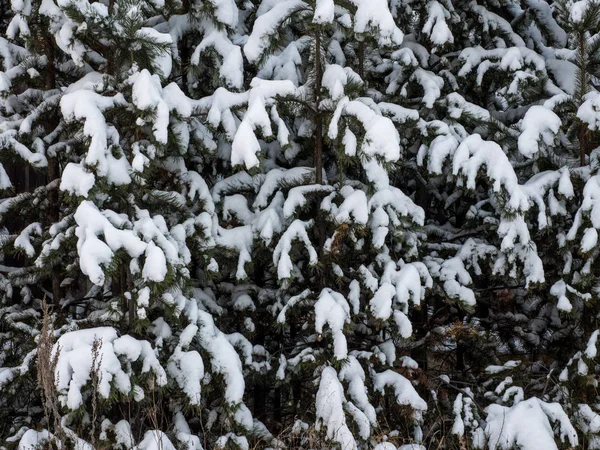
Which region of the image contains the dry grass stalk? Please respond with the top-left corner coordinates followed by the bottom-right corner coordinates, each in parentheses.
top-left (37, 297), bottom-right (65, 447)
top-left (90, 336), bottom-right (104, 446)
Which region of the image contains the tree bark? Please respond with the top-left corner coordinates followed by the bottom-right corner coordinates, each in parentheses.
top-left (314, 30), bottom-right (323, 185)
top-left (578, 31), bottom-right (590, 166)
top-left (45, 34), bottom-right (63, 307)
top-left (358, 41), bottom-right (365, 80)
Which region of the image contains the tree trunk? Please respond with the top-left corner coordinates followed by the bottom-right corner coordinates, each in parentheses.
top-left (578, 31), bottom-right (590, 166)
top-left (45, 34), bottom-right (63, 307)
top-left (314, 30), bottom-right (323, 185)
top-left (358, 41), bottom-right (365, 80)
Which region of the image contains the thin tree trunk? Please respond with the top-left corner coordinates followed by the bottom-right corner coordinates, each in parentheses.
top-left (578, 31), bottom-right (589, 166)
top-left (179, 0), bottom-right (191, 95)
top-left (45, 34), bottom-right (63, 307)
top-left (314, 30), bottom-right (323, 185)
top-left (358, 41), bottom-right (365, 80)
top-left (107, 0), bottom-right (115, 75)
top-left (313, 29), bottom-right (327, 269)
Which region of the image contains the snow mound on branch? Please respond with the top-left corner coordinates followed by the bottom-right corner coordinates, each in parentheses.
top-left (373, 370), bottom-right (427, 411)
top-left (134, 430), bottom-right (177, 450)
top-left (485, 398), bottom-right (577, 450)
top-left (192, 26), bottom-right (243, 89)
top-left (316, 367), bottom-right (357, 450)
top-left (231, 78), bottom-right (296, 168)
top-left (518, 106), bottom-right (561, 158)
top-left (313, 0), bottom-right (334, 23)
top-left (315, 289), bottom-right (352, 359)
top-left (350, 0), bottom-right (403, 47)
top-left (579, 91), bottom-right (600, 131)
top-left (54, 327), bottom-right (167, 410)
top-left (74, 201), bottom-right (146, 285)
top-left (60, 88), bottom-right (128, 196)
top-left (244, 1), bottom-right (307, 64)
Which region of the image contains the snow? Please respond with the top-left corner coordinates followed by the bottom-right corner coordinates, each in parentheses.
top-left (446, 93), bottom-right (490, 121)
top-left (14, 222), bottom-right (41, 257)
top-left (379, 102), bottom-right (420, 123)
top-left (568, 175), bottom-right (600, 239)
top-left (0, 163), bottom-right (11, 189)
top-left (194, 309), bottom-right (246, 405)
top-left (0, 72), bottom-right (11, 94)
top-left (0, 131), bottom-right (48, 167)
top-left (244, 1), bottom-right (307, 64)
top-left (484, 398), bottom-right (578, 450)
top-left (373, 370), bottom-right (427, 410)
top-left (350, 0), bottom-right (403, 47)
top-left (192, 27), bottom-right (243, 89)
top-left (426, 256), bottom-right (475, 307)
top-left (369, 186), bottom-right (425, 228)
top-left (459, 46), bottom-right (546, 79)
top-left (348, 280), bottom-right (360, 314)
top-left (253, 192), bottom-right (285, 245)
top-left (452, 394), bottom-right (465, 436)
top-left (323, 64), bottom-right (350, 101)
top-left (284, 184), bottom-right (335, 218)
top-left (518, 106), bottom-right (561, 158)
top-left (394, 310), bottom-right (413, 338)
top-left (18, 430), bottom-right (50, 450)
top-left (54, 328), bottom-right (167, 410)
top-left (5, 0), bottom-right (598, 448)
top-left (578, 91), bottom-right (600, 131)
top-left (233, 293), bottom-right (256, 311)
top-left (485, 360), bottom-right (521, 374)
top-left (231, 79), bottom-right (297, 168)
top-left (581, 227), bottom-right (598, 252)
top-left (134, 28), bottom-right (173, 79)
top-left (258, 40), bottom-right (304, 85)
top-left (74, 201), bottom-right (146, 285)
top-left (313, 0), bottom-right (334, 24)
top-left (174, 412), bottom-right (203, 450)
top-left (423, 1), bottom-right (453, 46)
top-left (585, 330), bottom-right (599, 359)
top-left (452, 134), bottom-right (529, 213)
top-left (142, 241), bottom-right (168, 282)
top-left (315, 289), bottom-right (351, 359)
top-left (134, 431), bottom-right (177, 450)
top-left (129, 69), bottom-right (170, 144)
top-left (329, 99), bottom-right (401, 163)
top-left (206, 0), bottom-right (239, 28)
top-left (167, 325), bottom-right (204, 404)
top-left (411, 69), bottom-right (444, 108)
top-left (60, 88), bottom-right (128, 195)
top-left (277, 289), bottom-right (311, 323)
top-left (570, 0), bottom-right (590, 22)
top-left (273, 219), bottom-right (318, 279)
top-left (370, 283), bottom-right (396, 320)
top-left (216, 433), bottom-right (248, 450)
top-left (60, 163), bottom-right (96, 197)
top-left (316, 367), bottom-right (357, 450)
top-left (546, 58), bottom-right (577, 95)
top-left (336, 189), bottom-right (369, 225)
top-left (576, 404), bottom-right (600, 437)
top-left (338, 356), bottom-right (377, 426)
top-left (215, 225), bottom-right (253, 280)
top-left (253, 167), bottom-right (313, 209)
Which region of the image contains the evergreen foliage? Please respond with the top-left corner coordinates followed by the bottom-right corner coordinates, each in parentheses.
top-left (1, 0), bottom-right (600, 449)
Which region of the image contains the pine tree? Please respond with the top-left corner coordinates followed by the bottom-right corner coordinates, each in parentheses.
top-left (202, 2), bottom-right (435, 449)
top-left (0, 0), bottom-right (221, 448)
